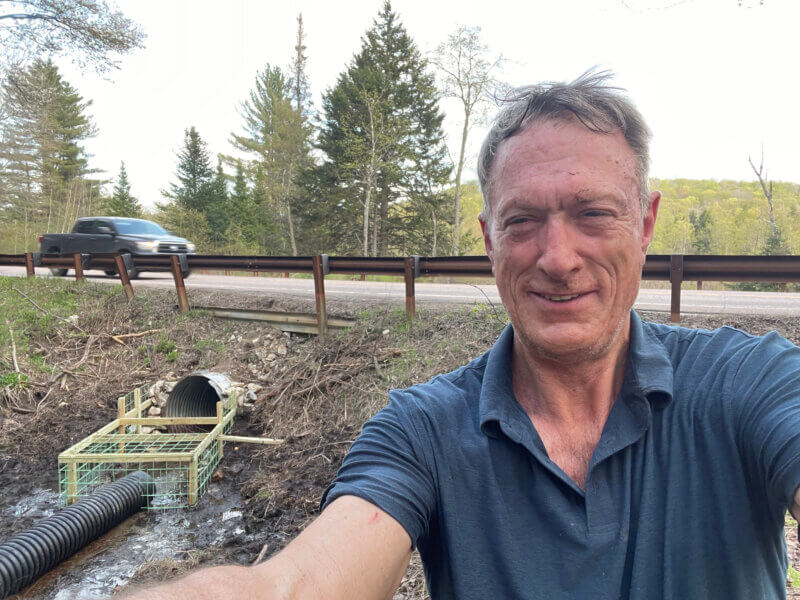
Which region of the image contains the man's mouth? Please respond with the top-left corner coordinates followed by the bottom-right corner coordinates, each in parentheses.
top-left (532, 291), bottom-right (588, 303)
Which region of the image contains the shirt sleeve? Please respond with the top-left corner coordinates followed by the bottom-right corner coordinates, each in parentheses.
top-left (320, 393), bottom-right (437, 548)
top-left (732, 331), bottom-right (800, 513)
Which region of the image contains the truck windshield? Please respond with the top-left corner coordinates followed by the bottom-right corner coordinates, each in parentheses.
top-left (113, 220), bottom-right (169, 235)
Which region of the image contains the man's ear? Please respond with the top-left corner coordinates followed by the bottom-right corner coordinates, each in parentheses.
top-left (479, 216), bottom-right (495, 273)
top-left (641, 190), bottom-right (661, 257)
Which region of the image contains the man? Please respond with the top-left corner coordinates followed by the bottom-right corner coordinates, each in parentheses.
top-left (126, 71), bottom-right (800, 599)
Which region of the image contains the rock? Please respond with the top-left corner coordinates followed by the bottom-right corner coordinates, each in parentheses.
top-left (148, 406), bottom-right (161, 416)
top-left (157, 392), bottom-right (169, 406)
top-left (222, 510), bottom-right (242, 522)
top-left (140, 426), bottom-right (154, 434)
top-left (163, 381), bottom-right (176, 392)
top-left (58, 401), bottom-right (68, 407)
top-left (266, 353), bottom-right (276, 362)
top-left (275, 345), bottom-right (287, 356)
top-left (149, 384), bottom-right (158, 397)
top-left (66, 315), bottom-right (79, 324)
top-left (211, 469), bottom-right (224, 482)
top-left (246, 383), bottom-right (263, 393)
top-left (251, 338), bottom-right (260, 345)
top-left (155, 380), bottom-right (165, 390)
top-left (382, 329), bottom-right (390, 335)
top-left (151, 430), bottom-right (162, 435)
top-left (245, 390), bottom-right (257, 402)
top-left (165, 371), bottom-right (176, 380)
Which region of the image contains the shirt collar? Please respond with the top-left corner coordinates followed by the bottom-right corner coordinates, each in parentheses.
top-left (478, 311), bottom-right (674, 438)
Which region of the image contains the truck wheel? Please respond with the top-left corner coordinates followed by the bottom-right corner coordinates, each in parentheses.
top-left (49, 268), bottom-right (68, 277)
top-left (104, 270), bottom-right (116, 277)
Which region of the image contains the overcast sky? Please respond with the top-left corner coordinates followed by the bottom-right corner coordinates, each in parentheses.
top-left (57, 0), bottom-right (799, 208)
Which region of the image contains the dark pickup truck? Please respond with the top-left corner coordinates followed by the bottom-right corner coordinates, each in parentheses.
top-left (39, 217), bottom-right (195, 279)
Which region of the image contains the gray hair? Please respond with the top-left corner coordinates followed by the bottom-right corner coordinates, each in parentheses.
top-left (477, 69), bottom-right (652, 223)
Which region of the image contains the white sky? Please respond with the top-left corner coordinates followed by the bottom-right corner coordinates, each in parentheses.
top-left (56, 0), bottom-right (800, 208)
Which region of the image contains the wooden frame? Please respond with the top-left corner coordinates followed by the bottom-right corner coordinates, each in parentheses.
top-left (58, 390), bottom-right (238, 506)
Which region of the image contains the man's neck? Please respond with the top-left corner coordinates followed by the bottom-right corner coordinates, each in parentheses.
top-left (511, 331), bottom-right (629, 427)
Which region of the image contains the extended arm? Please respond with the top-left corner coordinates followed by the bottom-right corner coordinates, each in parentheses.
top-left (793, 487), bottom-right (800, 521)
top-left (121, 495), bottom-right (412, 600)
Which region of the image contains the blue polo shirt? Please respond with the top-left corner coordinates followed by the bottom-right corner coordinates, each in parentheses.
top-left (321, 312), bottom-right (800, 599)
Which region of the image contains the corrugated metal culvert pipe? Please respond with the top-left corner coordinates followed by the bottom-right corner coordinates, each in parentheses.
top-left (0, 471), bottom-right (154, 599)
top-left (164, 371), bottom-right (232, 432)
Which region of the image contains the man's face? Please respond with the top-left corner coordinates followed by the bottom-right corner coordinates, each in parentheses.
top-left (480, 118), bottom-right (660, 363)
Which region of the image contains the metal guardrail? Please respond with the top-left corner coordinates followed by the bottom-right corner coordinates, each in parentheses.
top-left (1, 252), bottom-right (799, 324)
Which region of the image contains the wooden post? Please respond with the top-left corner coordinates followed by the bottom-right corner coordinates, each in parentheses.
top-left (696, 281), bottom-right (703, 291)
top-left (360, 273), bottom-right (366, 282)
top-left (134, 388), bottom-right (142, 434)
top-left (66, 460), bottom-right (78, 505)
top-left (188, 458), bottom-right (199, 506)
top-left (114, 254), bottom-right (135, 301)
top-left (73, 253), bottom-right (84, 281)
top-left (404, 256), bottom-right (416, 323)
top-left (216, 401), bottom-right (224, 459)
top-left (284, 272), bottom-right (290, 278)
top-left (670, 254), bottom-right (683, 323)
top-left (117, 397), bottom-right (126, 453)
top-left (170, 255), bottom-right (190, 313)
top-left (25, 252), bottom-right (35, 278)
top-left (312, 254), bottom-right (328, 336)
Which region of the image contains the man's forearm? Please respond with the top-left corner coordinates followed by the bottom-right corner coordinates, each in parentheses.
top-left (120, 563), bottom-right (287, 600)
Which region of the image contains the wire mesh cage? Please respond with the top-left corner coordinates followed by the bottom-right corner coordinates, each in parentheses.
top-left (58, 384), bottom-right (237, 509)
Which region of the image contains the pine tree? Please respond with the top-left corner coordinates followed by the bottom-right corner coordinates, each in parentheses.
top-left (315, 1), bottom-right (450, 256)
top-left (203, 159), bottom-right (230, 238)
top-left (106, 161), bottom-right (141, 217)
top-left (0, 59), bottom-right (97, 232)
top-left (166, 126), bottom-right (214, 212)
top-left (229, 63), bottom-right (311, 255)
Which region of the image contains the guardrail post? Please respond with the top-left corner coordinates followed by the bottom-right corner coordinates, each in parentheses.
top-left (170, 254), bottom-right (190, 313)
top-left (114, 254), bottom-right (135, 301)
top-left (696, 281), bottom-right (702, 291)
top-left (25, 252), bottom-right (35, 278)
top-left (312, 254), bottom-right (328, 336)
top-left (670, 254), bottom-right (683, 323)
top-left (72, 253), bottom-right (84, 281)
top-left (404, 256), bottom-right (418, 322)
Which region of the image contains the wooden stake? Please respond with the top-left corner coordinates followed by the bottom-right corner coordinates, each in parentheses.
top-left (170, 254), bottom-right (190, 313)
top-left (216, 400), bottom-right (224, 459)
top-left (404, 256), bottom-right (416, 323)
top-left (670, 254), bottom-right (683, 323)
top-left (312, 255), bottom-right (328, 336)
top-left (134, 388), bottom-right (142, 434)
top-left (73, 253), bottom-right (84, 281)
top-left (114, 254), bottom-right (135, 301)
top-left (25, 252), bottom-right (35, 278)
top-left (66, 459), bottom-right (78, 505)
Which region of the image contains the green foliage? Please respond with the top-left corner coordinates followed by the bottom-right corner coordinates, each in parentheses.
top-left (0, 59), bottom-right (102, 251)
top-left (155, 339), bottom-right (176, 354)
top-left (165, 127), bottom-right (215, 213)
top-left (789, 566), bottom-right (800, 589)
top-left (165, 349), bottom-right (178, 362)
top-left (0, 372), bottom-right (29, 387)
top-left (310, 1), bottom-right (451, 257)
top-left (105, 161), bottom-right (141, 217)
top-left (0, 0), bottom-right (145, 75)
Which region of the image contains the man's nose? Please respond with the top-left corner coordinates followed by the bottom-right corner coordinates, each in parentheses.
top-left (535, 217), bottom-right (583, 279)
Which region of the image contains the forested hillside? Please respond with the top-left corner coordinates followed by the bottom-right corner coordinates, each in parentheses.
top-left (1, 2), bottom-right (796, 259)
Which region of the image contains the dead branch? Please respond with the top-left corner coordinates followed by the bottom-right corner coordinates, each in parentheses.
top-left (109, 329), bottom-right (163, 345)
top-left (8, 324), bottom-right (20, 372)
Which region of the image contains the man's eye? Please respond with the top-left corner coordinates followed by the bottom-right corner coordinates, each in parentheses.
top-left (582, 210), bottom-right (611, 218)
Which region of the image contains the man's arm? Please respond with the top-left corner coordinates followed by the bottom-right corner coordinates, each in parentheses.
top-left (122, 495), bottom-right (412, 600)
top-left (793, 487), bottom-right (800, 521)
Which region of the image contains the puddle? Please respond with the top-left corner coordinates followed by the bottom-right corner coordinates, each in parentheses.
top-left (2, 479), bottom-right (260, 599)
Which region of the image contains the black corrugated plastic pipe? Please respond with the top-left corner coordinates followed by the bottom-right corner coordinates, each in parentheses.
top-left (0, 471), bottom-right (155, 599)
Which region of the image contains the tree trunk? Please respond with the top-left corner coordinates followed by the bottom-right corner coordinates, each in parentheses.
top-left (431, 207), bottom-right (438, 256)
top-left (286, 198), bottom-right (298, 256)
top-left (451, 113), bottom-right (470, 256)
top-left (363, 186), bottom-right (371, 256)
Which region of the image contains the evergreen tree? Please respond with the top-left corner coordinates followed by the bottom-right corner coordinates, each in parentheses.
top-left (106, 161), bottom-right (141, 217)
top-left (229, 63), bottom-right (312, 255)
top-left (315, 1), bottom-right (450, 256)
top-left (165, 126), bottom-right (214, 212)
top-left (203, 159), bottom-right (230, 238)
top-left (228, 160), bottom-right (257, 245)
top-left (0, 58), bottom-right (97, 232)
top-left (689, 208), bottom-right (712, 254)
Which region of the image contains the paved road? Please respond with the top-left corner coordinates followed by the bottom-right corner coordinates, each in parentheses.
top-left (2, 266), bottom-right (799, 316)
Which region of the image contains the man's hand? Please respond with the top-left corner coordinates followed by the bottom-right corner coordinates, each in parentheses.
top-left (121, 495), bottom-right (412, 599)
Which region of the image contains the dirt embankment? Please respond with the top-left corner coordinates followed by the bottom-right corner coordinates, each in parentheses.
top-left (0, 278), bottom-right (798, 599)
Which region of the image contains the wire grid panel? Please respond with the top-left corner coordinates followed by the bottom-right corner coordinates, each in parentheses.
top-left (123, 384), bottom-right (151, 413)
top-left (58, 433), bottom-right (217, 509)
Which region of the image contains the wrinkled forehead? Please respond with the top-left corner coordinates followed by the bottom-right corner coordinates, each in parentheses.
top-left (489, 116), bottom-right (639, 196)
